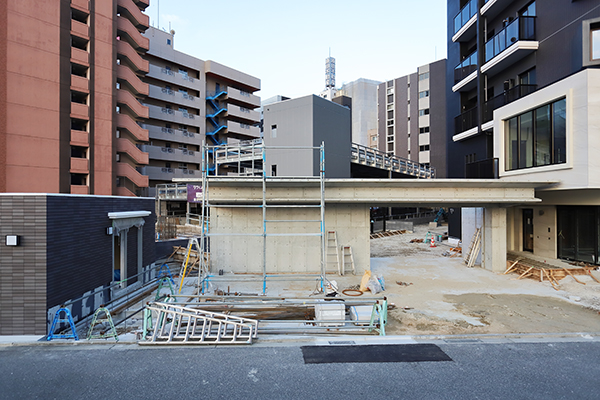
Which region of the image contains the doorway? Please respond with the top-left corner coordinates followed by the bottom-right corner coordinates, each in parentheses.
top-left (523, 208), bottom-right (533, 252)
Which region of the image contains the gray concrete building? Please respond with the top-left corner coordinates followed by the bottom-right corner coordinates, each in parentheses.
top-left (140, 27), bottom-right (261, 194)
top-left (334, 78), bottom-right (381, 147)
top-left (377, 60), bottom-right (447, 177)
top-left (263, 95), bottom-right (351, 178)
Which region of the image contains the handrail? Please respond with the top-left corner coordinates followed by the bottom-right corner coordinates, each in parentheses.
top-left (350, 143), bottom-right (435, 179)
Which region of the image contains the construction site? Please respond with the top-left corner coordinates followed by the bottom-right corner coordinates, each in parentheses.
top-left (1, 142), bottom-right (590, 345)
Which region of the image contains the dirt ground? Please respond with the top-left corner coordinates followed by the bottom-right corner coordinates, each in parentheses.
top-left (370, 224), bottom-right (600, 336)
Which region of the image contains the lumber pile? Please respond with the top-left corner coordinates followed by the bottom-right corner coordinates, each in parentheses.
top-left (171, 246), bottom-right (210, 274)
top-left (504, 256), bottom-right (599, 291)
top-left (370, 230), bottom-right (407, 239)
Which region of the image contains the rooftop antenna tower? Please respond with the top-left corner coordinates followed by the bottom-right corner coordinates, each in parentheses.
top-left (325, 48), bottom-right (335, 89)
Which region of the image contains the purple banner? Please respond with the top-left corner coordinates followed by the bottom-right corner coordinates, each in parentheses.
top-left (187, 184), bottom-right (203, 203)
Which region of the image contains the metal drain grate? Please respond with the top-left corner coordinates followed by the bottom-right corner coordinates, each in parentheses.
top-left (328, 341), bottom-right (356, 345)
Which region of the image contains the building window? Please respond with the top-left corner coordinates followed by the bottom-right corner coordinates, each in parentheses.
top-left (592, 26), bottom-right (600, 60)
top-left (167, 39), bottom-right (171, 45)
top-left (419, 127), bottom-right (430, 134)
top-left (520, 1), bottom-right (536, 17)
top-left (387, 127), bottom-right (393, 135)
top-left (419, 109), bottom-right (430, 116)
top-left (387, 110), bottom-right (393, 119)
top-left (505, 98), bottom-right (566, 171)
top-left (418, 72), bottom-right (429, 81)
top-left (519, 68), bottom-right (536, 86)
top-left (387, 120), bottom-right (394, 126)
top-left (271, 124), bottom-right (277, 138)
top-left (387, 94), bottom-right (393, 103)
top-left (419, 145), bottom-right (430, 152)
top-left (419, 90), bottom-right (430, 98)
top-left (387, 80), bottom-right (394, 88)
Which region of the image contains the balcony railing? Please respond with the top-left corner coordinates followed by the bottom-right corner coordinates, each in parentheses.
top-left (454, 49), bottom-right (478, 84)
top-left (454, 0), bottom-right (477, 34)
top-left (161, 68), bottom-right (175, 76)
top-left (455, 106), bottom-right (478, 134)
top-left (161, 87), bottom-right (175, 95)
top-left (484, 16), bottom-right (536, 63)
top-left (482, 84), bottom-right (537, 122)
top-left (465, 158), bottom-right (499, 179)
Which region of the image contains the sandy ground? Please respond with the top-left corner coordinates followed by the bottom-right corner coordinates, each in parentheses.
top-left (369, 224), bottom-right (600, 335)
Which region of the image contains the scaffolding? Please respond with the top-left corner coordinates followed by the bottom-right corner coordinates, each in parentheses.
top-left (198, 141), bottom-right (328, 295)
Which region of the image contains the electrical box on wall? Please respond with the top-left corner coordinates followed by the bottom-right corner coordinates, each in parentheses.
top-left (5, 235), bottom-right (20, 246)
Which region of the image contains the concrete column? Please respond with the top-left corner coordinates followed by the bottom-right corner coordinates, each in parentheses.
top-left (138, 226), bottom-right (143, 283)
top-left (483, 207), bottom-right (507, 273)
top-left (120, 229), bottom-right (128, 288)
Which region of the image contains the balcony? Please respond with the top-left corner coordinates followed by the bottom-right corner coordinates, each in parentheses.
top-left (117, 138), bottom-right (149, 164)
top-left (145, 124), bottom-right (201, 146)
top-left (482, 16), bottom-right (538, 76)
top-left (70, 74), bottom-right (89, 93)
top-left (116, 162), bottom-right (149, 188)
top-left (70, 129), bottom-right (89, 146)
top-left (71, 102), bottom-right (89, 119)
top-left (452, 49), bottom-right (478, 92)
top-left (117, 89), bottom-right (148, 119)
top-left (117, 113), bottom-right (149, 141)
top-left (144, 165), bottom-right (198, 181)
top-left (227, 121), bottom-right (260, 139)
top-left (117, 64), bottom-right (148, 96)
top-left (227, 87), bottom-right (260, 108)
top-left (117, 40), bottom-right (148, 73)
top-left (465, 158), bottom-right (499, 179)
top-left (71, 0), bottom-right (89, 12)
top-left (70, 47), bottom-right (89, 66)
top-left (481, 0), bottom-right (513, 19)
top-left (482, 84), bottom-right (537, 123)
top-left (227, 105), bottom-right (260, 125)
top-left (205, 60), bottom-right (260, 92)
top-left (117, 15), bottom-right (149, 51)
top-left (143, 145), bottom-right (199, 164)
top-left (117, 0), bottom-right (149, 30)
top-left (146, 64), bottom-right (202, 91)
top-left (148, 85), bottom-right (198, 108)
top-left (452, 0), bottom-right (477, 43)
top-left (147, 104), bottom-right (202, 127)
top-left (70, 184), bottom-right (89, 195)
top-left (454, 106), bottom-right (478, 138)
top-left (71, 19), bottom-right (89, 39)
top-left (70, 157), bottom-right (89, 173)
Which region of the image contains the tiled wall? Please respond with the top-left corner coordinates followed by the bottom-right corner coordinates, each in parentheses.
top-left (0, 195), bottom-right (47, 335)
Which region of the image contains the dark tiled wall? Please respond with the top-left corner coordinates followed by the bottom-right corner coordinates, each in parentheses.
top-left (46, 196), bottom-right (156, 309)
top-left (0, 195), bottom-right (47, 335)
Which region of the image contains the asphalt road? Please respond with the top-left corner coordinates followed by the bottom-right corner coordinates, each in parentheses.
top-left (0, 339), bottom-right (598, 399)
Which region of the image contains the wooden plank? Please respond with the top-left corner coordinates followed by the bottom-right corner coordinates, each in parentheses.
top-left (504, 259), bottom-right (521, 275)
top-left (563, 268), bottom-right (586, 285)
top-left (517, 267), bottom-right (534, 279)
top-left (587, 270), bottom-right (600, 284)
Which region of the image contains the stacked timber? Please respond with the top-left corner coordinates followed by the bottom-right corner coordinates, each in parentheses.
top-left (370, 230), bottom-right (407, 239)
top-left (505, 255), bottom-right (599, 290)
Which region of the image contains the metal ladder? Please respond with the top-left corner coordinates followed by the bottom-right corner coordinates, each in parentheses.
top-left (326, 231), bottom-right (341, 274)
top-left (341, 245), bottom-right (356, 275)
top-left (178, 237), bottom-right (204, 293)
top-left (86, 306), bottom-right (118, 341)
top-left (144, 302), bottom-right (258, 345)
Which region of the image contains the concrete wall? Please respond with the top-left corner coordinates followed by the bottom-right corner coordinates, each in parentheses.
top-left (210, 203), bottom-right (370, 275)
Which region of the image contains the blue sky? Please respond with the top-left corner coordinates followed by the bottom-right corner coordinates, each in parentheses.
top-left (144, 1), bottom-right (448, 100)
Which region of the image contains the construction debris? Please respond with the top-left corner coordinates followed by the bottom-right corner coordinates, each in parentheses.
top-left (370, 230), bottom-right (407, 239)
top-left (409, 238), bottom-right (424, 243)
top-left (396, 281), bottom-right (413, 286)
top-left (505, 256), bottom-right (599, 291)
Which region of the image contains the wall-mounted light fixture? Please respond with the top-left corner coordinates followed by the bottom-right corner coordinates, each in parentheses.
top-left (106, 227), bottom-right (114, 235)
top-left (5, 235), bottom-right (20, 246)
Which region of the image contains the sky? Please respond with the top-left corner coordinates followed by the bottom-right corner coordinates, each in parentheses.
top-left (143, 1), bottom-right (448, 100)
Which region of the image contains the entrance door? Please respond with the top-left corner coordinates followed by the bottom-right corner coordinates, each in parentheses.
top-left (523, 208), bottom-right (534, 252)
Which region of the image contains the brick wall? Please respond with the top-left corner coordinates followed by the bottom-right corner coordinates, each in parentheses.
top-left (0, 195), bottom-right (47, 335)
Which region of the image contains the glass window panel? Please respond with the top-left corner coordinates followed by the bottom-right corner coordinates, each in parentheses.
top-left (519, 111), bottom-right (534, 168)
top-left (592, 29), bottom-right (600, 60)
top-left (553, 98), bottom-right (567, 164)
top-left (557, 207), bottom-right (576, 260)
top-left (535, 105), bottom-right (551, 166)
top-left (506, 117), bottom-right (519, 171)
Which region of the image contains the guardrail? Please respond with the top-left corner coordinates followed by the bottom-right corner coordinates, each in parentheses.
top-left (351, 143), bottom-right (435, 179)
